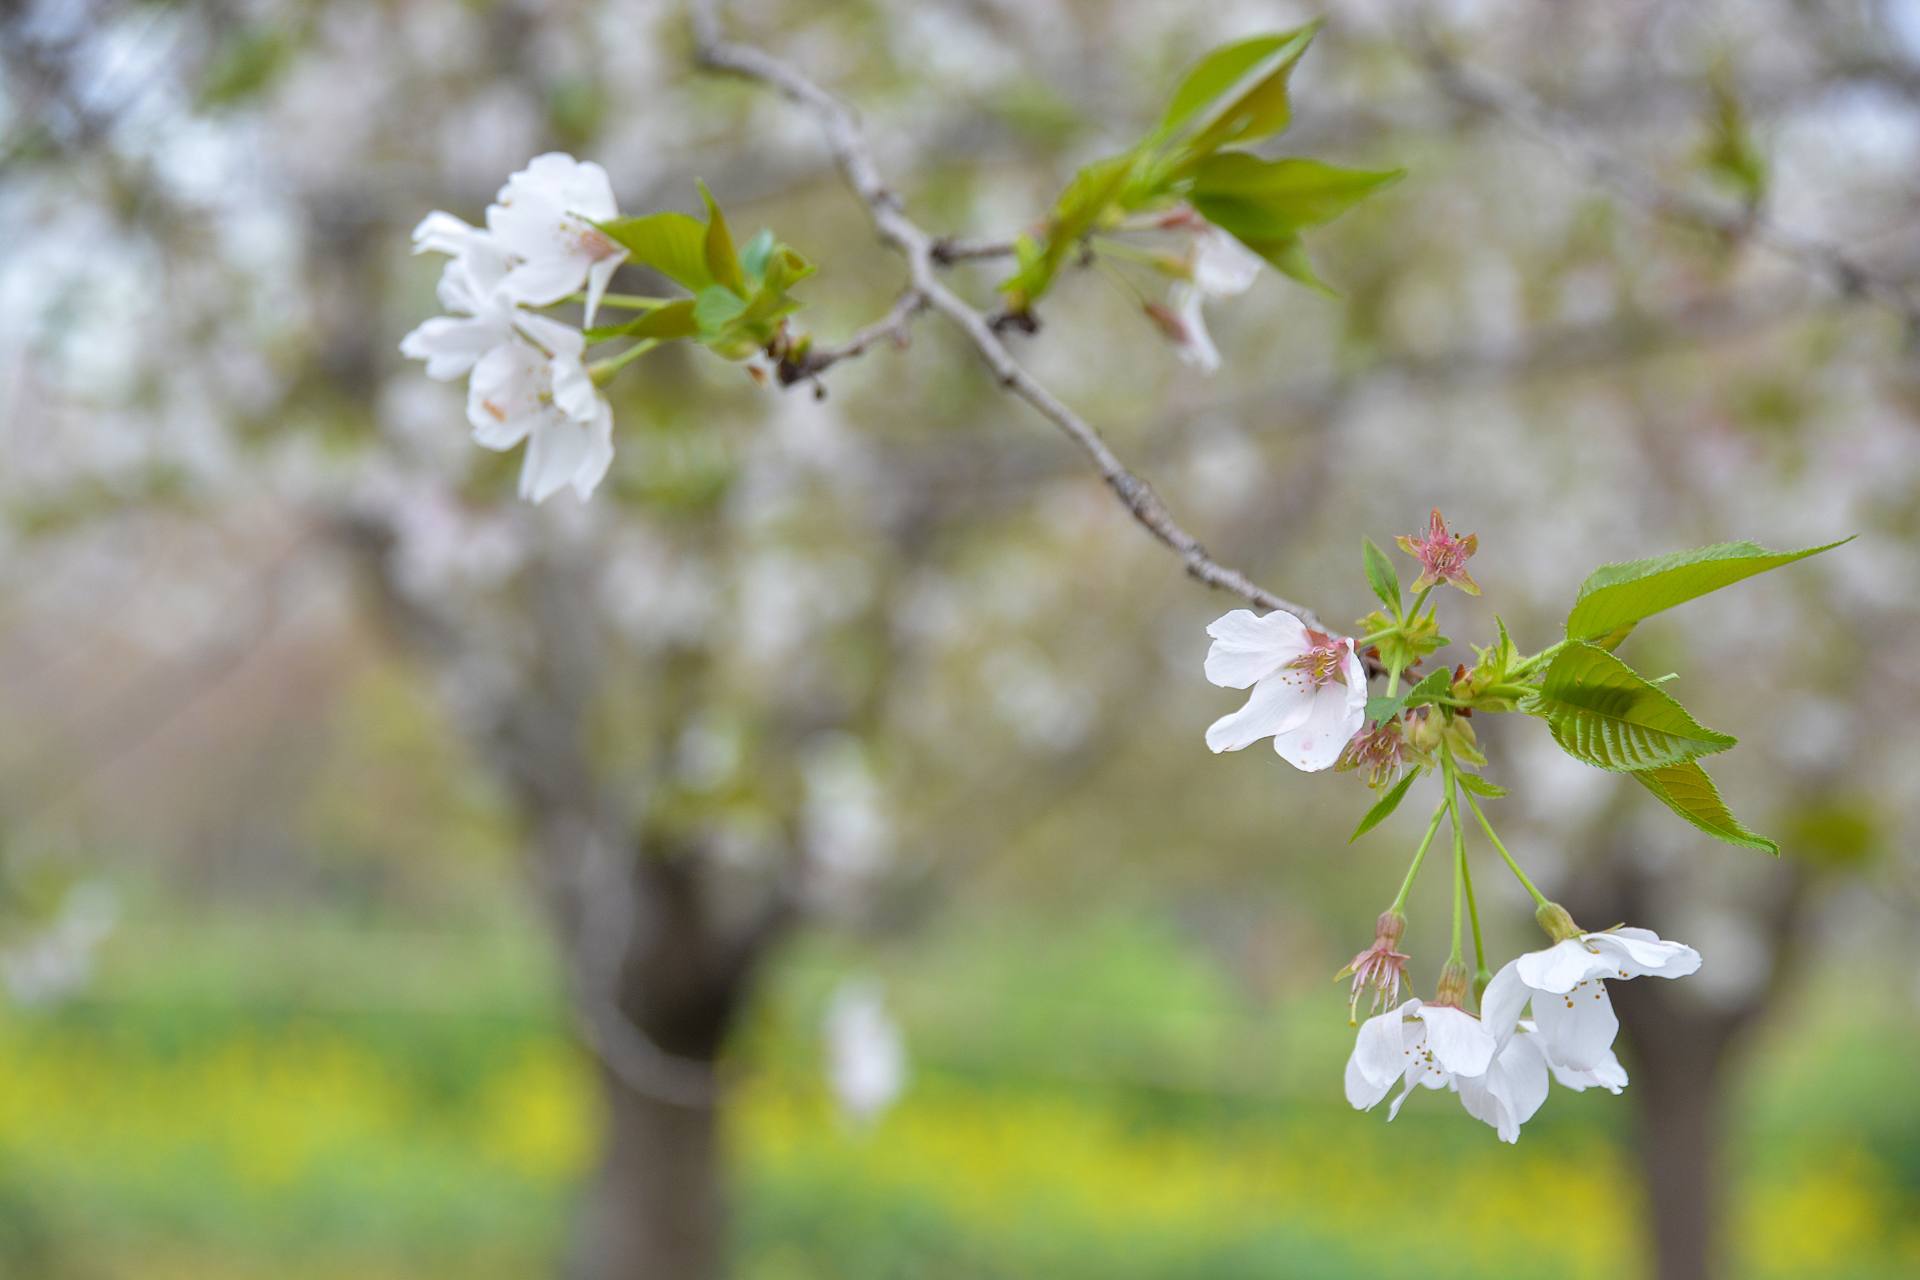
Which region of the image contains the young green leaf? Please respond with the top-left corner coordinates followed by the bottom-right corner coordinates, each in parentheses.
top-left (1456, 772), bottom-right (1507, 799)
top-left (596, 212), bottom-right (711, 291)
top-left (1002, 150), bottom-right (1140, 309)
top-left (692, 285), bottom-right (748, 336)
top-left (583, 298), bottom-right (698, 343)
top-left (1366, 668), bottom-right (1453, 725)
top-left (740, 228), bottom-right (776, 282)
top-left (1522, 643), bottom-right (1735, 772)
top-left (699, 182), bottom-right (746, 296)
top-left (1633, 760), bottom-right (1778, 854)
top-left (1362, 537), bottom-right (1400, 612)
top-left (1564, 537), bottom-right (1851, 642)
top-left (1348, 769), bottom-right (1418, 843)
top-left (1190, 154), bottom-right (1404, 230)
top-left (1166, 25), bottom-right (1320, 155)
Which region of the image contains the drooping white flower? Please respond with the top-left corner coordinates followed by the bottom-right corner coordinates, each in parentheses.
top-left (1452, 1022), bottom-right (1552, 1143)
top-left (399, 234), bottom-right (520, 380)
top-left (486, 152), bottom-right (628, 325)
top-left (1203, 608), bottom-right (1368, 771)
top-left (823, 979), bottom-right (906, 1123)
top-left (1480, 925), bottom-right (1701, 1073)
top-left (410, 210), bottom-right (492, 259)
top-left (465, 314), bottom-right (613, 502)
top-left (1160, 227), bottom-right (1263, 373)
top-left (1345, 998), bottom-right (1498, 1115)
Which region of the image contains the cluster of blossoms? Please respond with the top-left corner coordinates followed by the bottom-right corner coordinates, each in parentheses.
top-left (1203, 511), bottom-right (1704, 1142)
top-left (400, 153), bottom-right (627, 503)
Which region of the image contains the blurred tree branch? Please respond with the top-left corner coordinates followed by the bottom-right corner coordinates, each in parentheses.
top-left (690, 0), bottom-right (1345, 641)
top-left (1409, 25), bottom-right (1920, 334)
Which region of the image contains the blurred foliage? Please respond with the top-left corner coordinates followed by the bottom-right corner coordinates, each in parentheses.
top-left (0, 900), bottom-right (1917, 1278)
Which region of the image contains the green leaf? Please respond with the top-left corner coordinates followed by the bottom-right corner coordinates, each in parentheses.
top-left (1564, 538), bottom-right (1851, 642)
top-left (1457, 773), bottom-right (1507, 799)
top-left (699, 182), bottom-right (746, 295)
top-left (1349, 770), bottom-right (1418, 843)
top-left (1188, 204), bottom-right (1336, 296)
top-left (1366, 668), bottom-right (1453, 725)
top-left (597, 212), bottom-right (712, 292)
top-left (1190, 154), bottom-right (1404, 229)
top-left (1362, 537), bottom-right (1400, 612)
top-left (693, 286), bottom-right (748, 335)
top-left (1162, 26), bottom-right (1319, 153)
top-left (1633, 761), bottom-right (1777, 854)
top-left (741, 229), bottom-right (776, 281)
top-left (1003, 150), bottom-right (1141, 308)
top-left (582, 298), bottom-right (698, 343)
top-left (1522, 643), bottom-right (1735, 772)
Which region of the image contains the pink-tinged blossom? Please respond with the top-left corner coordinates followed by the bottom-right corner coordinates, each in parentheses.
top-left (1153, 225), bottom-right (1263, 373)
top-left (486, 152), bottom-right (628, 326)
top-left (1336, 910), bottom-right (1411, 1022)
top-left (1203, 609), bottom-right (1368, 771)
top-left (1397, 508), bottom-right (1481, 595)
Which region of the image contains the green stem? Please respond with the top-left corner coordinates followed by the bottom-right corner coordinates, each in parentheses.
top-left (567, 291), bottom-right (673, 311)
top-left (1460, 820), bottom-right (1487, 987)
top-left (1444, 758), bottom-right (1465, 967)
top-left (1405, 584), bottom-right (1434, 622)
top-left (1358, 628), bottom-right (1398, 647)
top-left (1462, 790), bottom-right (1550, 909)
top-left (588, 338), bottom-right (659, 385)
top-left (1388, 800), bottom-right (1448, 914)
top-left (1512, 638), bottom-right (1570, 678)
top-left (1090, 236), bottom-right (1174, 271)
top-left (1385, 661), bottom-right (1404, 698)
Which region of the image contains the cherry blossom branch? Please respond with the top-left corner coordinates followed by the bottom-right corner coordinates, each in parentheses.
top-left (691, 1), bottom-right (1336, 635)
top-left (776, 287), bottom-right (927, 386)
top-left (1410, 28), bottom-right (1920, 330)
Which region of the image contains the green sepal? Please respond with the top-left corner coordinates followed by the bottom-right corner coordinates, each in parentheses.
top-left (1362, 536), bottom-right (1400, 613)
top-left (699, 182), bottom-right (746, 296)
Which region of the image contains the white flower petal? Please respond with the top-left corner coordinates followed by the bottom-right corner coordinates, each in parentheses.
top-left (1347, 1003), bottom-right (1414, 1106)
top-left (1589, 928), bottom-right (1702, 980)
top-left (1193, 227), bottom-right (1263, 297)
top-left (1548, 1043), bottom-right (1629, 1094)
top-left (1170, 284), bottom-right (1220, 372)
top-left (582, 252), bottom-right (627, 328)
top-left (1515, 938), bottom-right (1611, 994)
top-left (412, 211), bottom-right (487, 257)
top-left (1417, 1005), bottom-right (1496, 1079)
top-left (1203, 609), bottom-right (1309, 689)
top-left (500, 253), bottom-right (590, 309)
top-left (1273, 671), bottom-right (1368, 772)
top-left (1205, 672), bottom-right (1315, 753)
top-left (520, 413), bottom-right (597, 503)
top-left (1478, 960), bottom-right (1531, 1045)
top-left (1531, 978), bottom-right (1620, 1072)
top-left (400, 314), bottom-right (509, 381)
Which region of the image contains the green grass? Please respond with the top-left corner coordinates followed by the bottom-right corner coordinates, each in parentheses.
top-left (0, 901), bottom-right (1915, 1278)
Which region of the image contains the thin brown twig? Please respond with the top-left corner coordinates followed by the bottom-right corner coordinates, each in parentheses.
top-left (691, 1), bottom-right (1336, 635)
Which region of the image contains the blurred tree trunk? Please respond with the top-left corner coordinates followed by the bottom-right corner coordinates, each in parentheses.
top-left (559, 832), bottom-right (787, 1280)
top-left (578, 1070), bottom-right (725, 1280)
top-left (1571, 826), bottom-right (1809, 1280)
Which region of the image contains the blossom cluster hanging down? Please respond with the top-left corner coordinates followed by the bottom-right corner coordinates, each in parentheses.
top-left (401, 153), bottom-right (625, 503)
top-left (1202, 509), bottom-right (1842, 1141)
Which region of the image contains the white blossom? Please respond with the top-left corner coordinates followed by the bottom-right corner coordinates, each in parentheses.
top-left (823, 979), bottom-right (906, 1123)
top-left (465, 314), bottom-right (614, 502)
top-left (399, 232), bottom-right (519, 380)
top-left (1345, 997), bottom-right (1498, 1115)
top-left (1203, 608), bottom-right (1368, 771)
top-left (1480, 925), bottom-right (1701, 1073)
top-left (486, 152), bottom-right (628, 326)
top-left (1165, 227), bottom-right (1263, 373)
